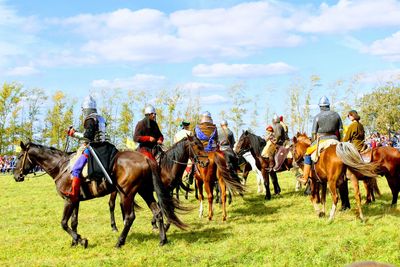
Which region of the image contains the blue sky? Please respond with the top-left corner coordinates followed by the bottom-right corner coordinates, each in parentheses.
top-left (1, 0), bottom-right (400, 132)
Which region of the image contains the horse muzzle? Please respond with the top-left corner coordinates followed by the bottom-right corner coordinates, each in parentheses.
top-left (14, 174), bottom-right (25, 182)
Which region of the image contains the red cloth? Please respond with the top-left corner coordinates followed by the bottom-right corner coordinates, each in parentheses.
top-left (138, 147), bottom-right (156, 161)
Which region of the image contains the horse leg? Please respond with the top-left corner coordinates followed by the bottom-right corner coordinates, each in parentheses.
top-left (61, 200), bottom-right (88, 248)
top-left (116, 195), bottom-right (136, 248)
top-left (338, 180), bottom-right (351, 210)
top-left (310, 180), bottom-right (321, 215)
top-left (327, 181), bottom-right (339, 222)
top-left (320, 182), bottom-right (327, 217)
top-left (109, 191), bottom-right (118, 232)
top-left (217, 173), bottom-right (227, 221)
top-left (204, 180), bottom-right (214, 221)
top-left (140, 187), bottom-right (168, 245)
top-left (197, 179), bottom-right (204, 218)
top-left (387, 177), bottom-right (399, 207)
top-left (215, 181), bottom-right (221, 204)
top-left (349, 174), bottom-right (364, 222)
top-left (363, 179), bottom-right (373, 204)
top-left (270, 171), bottom-right (281, 195)
top-left (262, 169), bottom-right (271, 200)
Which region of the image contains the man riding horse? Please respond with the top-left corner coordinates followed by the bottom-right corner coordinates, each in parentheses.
top-left (300, 96), bottom-right (343, 184)
top-left (65, 95), bottom-right (108, 202)
top-left (134, 105), bottom-right (164, 161)
top-left (195, 111), bottom-right (218, 152)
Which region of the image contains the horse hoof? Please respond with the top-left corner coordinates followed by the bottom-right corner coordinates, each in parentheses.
top-left (71, 240), bottom-right (78, 247)
top-left (318, 212), bottom-right (325, 218)
top-left (80, 238), bottom-right (88, 248)
top-left (112, 227), bottom-right (118, 232)
top-left (265, 195), bottom-right (271, 200)
top-left (340, 206), bottom-right (350, 211)
top-left (159, 239), bottom-right (168, 246)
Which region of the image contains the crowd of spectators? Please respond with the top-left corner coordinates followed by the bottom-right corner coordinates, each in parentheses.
top-left (365, 131), bottom-right (400, 149)
top-left (0, 155), bottom-right (17, 174)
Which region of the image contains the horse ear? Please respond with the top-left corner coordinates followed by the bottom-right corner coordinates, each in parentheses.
top-left (20, 141), bottom-right (26, 151)
top-left (292, 136), bottom-right (297, 143)
top-left (245, 130), bottom-right (248, 135)
top-left (187, 134), bottom-right (193, 141)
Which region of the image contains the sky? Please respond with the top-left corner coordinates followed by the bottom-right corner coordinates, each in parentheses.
top-left (1, 0), bottom-right (400, 133)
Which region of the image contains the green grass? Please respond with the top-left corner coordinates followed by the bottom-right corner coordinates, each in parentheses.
top-left (1, 171), bottom-right (400, 267)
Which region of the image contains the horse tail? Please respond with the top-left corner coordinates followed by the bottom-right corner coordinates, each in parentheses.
top-left (146, 158), bottom-right (188, 230)
top-left (336, 142), bottom-right (379, 178)
top-left (214, 151), bottom-right (246, 196)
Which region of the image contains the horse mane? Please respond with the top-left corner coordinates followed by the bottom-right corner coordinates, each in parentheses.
top-left (27, 142), bottom-right (68, 156)
top-left (159, 138), bottom-right (188, 170)
top-left (246, 132), bottom-right (265, 155)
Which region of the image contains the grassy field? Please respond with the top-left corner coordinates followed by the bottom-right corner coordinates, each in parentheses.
top-left (1, 171), bottom-right (399, 267)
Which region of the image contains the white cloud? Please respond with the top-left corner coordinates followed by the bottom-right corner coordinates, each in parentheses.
top-left (192, 62), bottom-right (296, 78)
top-left (364, 31), bottom-right (400, 61)
top-left (91, 74), bottom-right (167, 90)
top-left (53, 2), bottom-right (304, 63)
top-left (5, 66), bottom-right (40, 76)
top-left (299, 0), bottom-right (400, 34)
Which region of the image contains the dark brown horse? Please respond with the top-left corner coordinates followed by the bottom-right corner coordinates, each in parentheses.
top-left (13, 141), bottom-right (186, 248)
top-left (292, 133), bottom-right (379, 221)
top-left (235, 131), bottom-right (295, 200)
top-left (108, 136), bottom-right (210, 231)
top-left (195, 150), bottom-right (245, 221)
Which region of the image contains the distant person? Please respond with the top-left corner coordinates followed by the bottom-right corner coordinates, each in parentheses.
top-left (174, 120), bottom-right (192, 143)
top-left (343, 110), bottom-right (365, 151)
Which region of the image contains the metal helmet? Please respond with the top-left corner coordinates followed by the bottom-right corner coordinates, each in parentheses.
top-left (318, 96), bottom-right (330, 107)
top-left (144, 105), bottom-right (156, 115)
top-left (220, 119), bottom-right (228, 126)
top-left (82, 95), bottom-right (97, 110)
top-left (200, 111), bottom-right (213, 123)
top-left (272, 114), bottom-right (279, 123)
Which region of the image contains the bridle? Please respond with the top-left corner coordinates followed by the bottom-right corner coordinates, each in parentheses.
top-left (17, 144), bottom-right (66, 180)
top-left (172, 139), bottom-right (209, 167)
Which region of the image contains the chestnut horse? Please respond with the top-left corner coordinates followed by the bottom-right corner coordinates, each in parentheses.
top-left (361, 146), bottom-right (400, 206)
top-left (13, 141), bottom-right (186, 248)
top-left (195, 150), bottom-right (245, 221)
top-left (235, 131), bottom-right (295, 200)
top-left (292, 133), bottom-right (378, 221)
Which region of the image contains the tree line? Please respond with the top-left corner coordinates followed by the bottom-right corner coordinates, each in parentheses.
top-left (1, 78), bottom-right (399, 155)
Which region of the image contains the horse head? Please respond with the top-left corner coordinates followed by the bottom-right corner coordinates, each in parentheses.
top-left (186, 135), bottom-right (209, 167)
top-left (14, 141), bottom-right (36, 182)
top-left (292, 132), bottom-right (311, 163)
top-left (234, 130), bottom-right (251, 154)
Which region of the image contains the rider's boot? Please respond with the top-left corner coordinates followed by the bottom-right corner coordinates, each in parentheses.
top-left (65, 176), bottom-right (81, 202)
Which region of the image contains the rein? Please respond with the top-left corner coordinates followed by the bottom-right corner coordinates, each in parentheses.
top-left (172, 139), bottom-right (207, 165)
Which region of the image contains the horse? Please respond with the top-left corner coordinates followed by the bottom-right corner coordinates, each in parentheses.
top-left (194, 150), bottom-right (246, 221)
top-left (13, 141), bottom-right (186, 248)
top-left (360, 146), bottom-right (400, 206)
top-left (235, 130), bottom-right (295, 200)
top-left (292, 133), bottom-right (379, 221)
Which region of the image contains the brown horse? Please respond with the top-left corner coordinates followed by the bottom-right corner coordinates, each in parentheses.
top-left (108, 136), bottom-right (210, 231)
top-left (361, 146), bottom-right (400, 206)
top-left (13, 141), bottom-right (186, 248)
top-left (195, 150), bottom-right (245, 221)
top-left (292, 133), bottom-right (379, 221)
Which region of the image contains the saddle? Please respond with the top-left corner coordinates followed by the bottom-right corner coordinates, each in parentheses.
top-left (273, 146), bottom-right (291, 171)
top-left (311, 139), bottom-right (339, 163)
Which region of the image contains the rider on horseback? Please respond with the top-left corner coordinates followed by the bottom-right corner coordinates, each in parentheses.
top-left (261, 114), bottom-right (285, 170)
top-left (195, 111), bottom-right (218, 152)
top-left (134, 105), bottom-right (164, 161)
top-left (65, 95), bottom-right (108, 202)
top-left (300, 96), bottom-right (343, 184)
